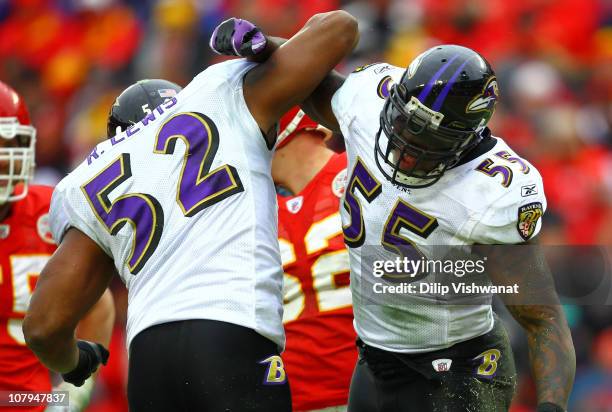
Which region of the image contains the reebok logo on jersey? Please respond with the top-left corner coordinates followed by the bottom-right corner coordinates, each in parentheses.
top-left (517, 202), bottom-right (543, 240)
top-left (286, 196), bottom-right (304, 214)
top-left (521, 184), bottom-right (537, 197)
top-left (374, 65), bottom-right (392, 74)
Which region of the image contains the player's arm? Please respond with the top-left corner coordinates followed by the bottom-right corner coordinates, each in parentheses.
top-left (475, 241), bottom-right (575, 411)
top-left (23, 228), bottom-right (115, 379)
top-left (44, 290), bottom-right (114, 412)
top-left (300, 71), bottom-right (346, 132)
top-left (76, 288), bottom-right (114, 347)
top-left (211, 12), bottom-right (358, 134)
top-left (49, 290), bottom-right (114, 412)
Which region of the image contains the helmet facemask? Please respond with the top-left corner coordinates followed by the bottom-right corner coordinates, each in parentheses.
top-left (0, 117), bottom-right (36, 204)
top-left (375, 84), bottom-right (482, 188)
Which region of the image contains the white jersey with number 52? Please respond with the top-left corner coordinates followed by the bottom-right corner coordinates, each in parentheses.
top-left (49, 60), bottom-right (285, 350)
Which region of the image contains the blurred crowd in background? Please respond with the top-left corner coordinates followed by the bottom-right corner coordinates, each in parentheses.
top-left (1, 0), bottom-right (611, 410)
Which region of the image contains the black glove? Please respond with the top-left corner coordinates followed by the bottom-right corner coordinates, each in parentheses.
top-left (536, 403), bottom-right (566, 412)
top-left (62, 340), bottom-right (109, 387)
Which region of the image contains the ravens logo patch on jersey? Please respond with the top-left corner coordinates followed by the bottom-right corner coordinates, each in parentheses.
top-left (517, 202), bottom-right (543, 240)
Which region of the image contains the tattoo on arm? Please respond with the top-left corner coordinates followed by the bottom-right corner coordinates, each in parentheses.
top-left (475, 242), bottom-right (576, 408)
top-left (507, 304), bottom-right (575, 408)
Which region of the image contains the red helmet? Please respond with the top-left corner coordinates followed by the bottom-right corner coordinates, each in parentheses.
top-left (0, 81), bottom-right (36, 203)
top-left (276, 106), bottom-right (320, 150)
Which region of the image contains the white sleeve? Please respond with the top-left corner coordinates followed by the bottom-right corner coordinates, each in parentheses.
top-left (187, 59), bottom-right (256, 95)
top-left (49, 177), bottom-right (112, 256)
top-left (332, 63), bottom-right (404, 138)
top-left (331, 64), bottom-right (392, 127)
top-left (49, 186), bottom-right (71, 244)
top-left (470, 170), bottom-right (547, 244)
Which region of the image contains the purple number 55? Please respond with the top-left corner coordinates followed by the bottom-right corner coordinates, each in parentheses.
top-left (81, 112), bottom-right (244, 275)
top-left (342, 158), bottom-right (438, 265)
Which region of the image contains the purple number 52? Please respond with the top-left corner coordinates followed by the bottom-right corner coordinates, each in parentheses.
top-left (154, 112), bottom-right (244, 216)
top-left (81, 154), bottom-right (164, 275)
top-left (82, 112), bottom-right (244, 275)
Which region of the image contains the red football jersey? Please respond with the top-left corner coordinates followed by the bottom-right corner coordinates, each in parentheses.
top-left (277, 152), bottom-right (357, 411)
top-left (0, 185), bottom-right (55, 412)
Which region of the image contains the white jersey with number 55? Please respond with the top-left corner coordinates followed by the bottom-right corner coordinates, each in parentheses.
top-left (49, 60), bottom-right (284, 350)
top-left (332, 63), bottom-right (547, 353)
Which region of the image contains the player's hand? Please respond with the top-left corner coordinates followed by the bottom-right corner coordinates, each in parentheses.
top-left (61, 341), bottom-right (109, 387)
top-left (209, 18), bottom-right (267, 57)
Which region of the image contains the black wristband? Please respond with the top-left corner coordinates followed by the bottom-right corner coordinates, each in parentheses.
top-left (61, 346), bottom-right (90, 386)
top-left (536, 402), bottom-right (566, 412)
top-left (62, 341), bottom-right (109, 387)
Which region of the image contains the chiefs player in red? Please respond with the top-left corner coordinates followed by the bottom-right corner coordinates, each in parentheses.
top-left (273, 107), bottom-right (355, 412)
top-left (0, 81), bottom-right (114, 411)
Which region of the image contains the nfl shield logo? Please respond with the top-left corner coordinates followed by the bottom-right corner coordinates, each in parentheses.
top-left (0, 224), bottom-right (9, 239)
top-left (331, 169), bottom-right (348, 198)
top-left (286, 196), bottom-right (304, 214)
top-left (37, 213), bottom-right (55, 244)
top-left (432, 359), bottom-right (452, 372)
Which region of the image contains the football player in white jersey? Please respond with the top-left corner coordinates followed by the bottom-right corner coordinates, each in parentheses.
top-left (307, 45), bottom-right (575, 412)
top-left (22, 13), bottom-right (358, 411)
top-left (217, 38), bottom-right (575, 411)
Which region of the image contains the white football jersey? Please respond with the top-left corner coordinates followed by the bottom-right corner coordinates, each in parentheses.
top-left (50, 60), bottom-right (285, 350)
top-left (332, 63), bottom-right (547, 353)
